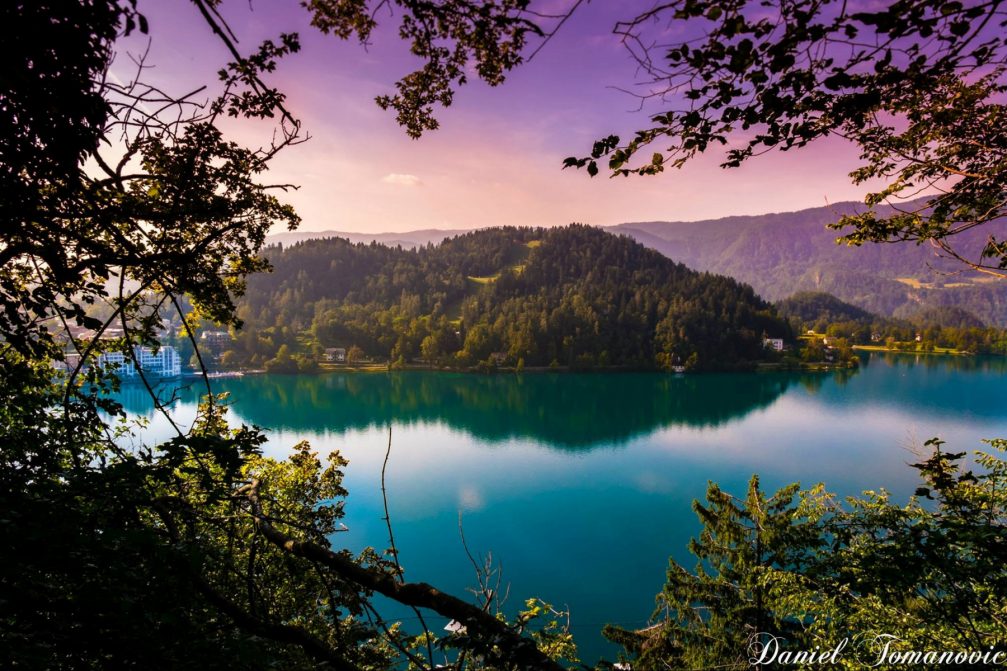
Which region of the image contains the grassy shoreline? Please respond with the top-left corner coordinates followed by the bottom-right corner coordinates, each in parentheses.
top-left (852, 344), bottom-right (971, 356)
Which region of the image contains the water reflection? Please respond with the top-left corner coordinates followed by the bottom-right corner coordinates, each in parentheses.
top-left (202, 371), bottom-right (801, 449)
top-left (111, 379), bottom-right (205, 417)
top-left (863, 350), bottom-right (1007, 373)
top-left (110, 353), bottom-right (1007, 450)
top-left (827, 351), bottom-right (1007, 421)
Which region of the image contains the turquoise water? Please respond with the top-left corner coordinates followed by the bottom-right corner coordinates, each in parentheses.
top-left (121, 353), bottom-right (1007, 663)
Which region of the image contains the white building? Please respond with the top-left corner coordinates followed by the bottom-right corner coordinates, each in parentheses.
top-left (98, 345), bottom-right (181, 380)
top-left (763, 338), bottom-right (785, 351)
top-left (324, 347), bottom-right (347, 363)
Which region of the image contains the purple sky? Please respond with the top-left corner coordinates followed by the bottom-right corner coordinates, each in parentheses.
top-left (119, 1), bottom-right (882, 233)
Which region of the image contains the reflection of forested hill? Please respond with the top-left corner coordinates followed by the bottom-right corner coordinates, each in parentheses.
top-left (201, 371), bottom-right (797, 449)
top-left (863, 352), bottom-right (1007, 375)
top-left (847, 352), bottom-right (1007, 421)
top-left (110, 355), bottom-right (1007, 448)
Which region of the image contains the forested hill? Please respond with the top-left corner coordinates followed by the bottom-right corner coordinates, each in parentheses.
top-left (234, 225), bottom-right (790, 371)
top-left (775, 292), bottom-right (877, 328)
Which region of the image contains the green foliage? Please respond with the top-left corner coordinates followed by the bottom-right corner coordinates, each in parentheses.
top-left (800, 337), bottom-right (827, 363)
top-left (606, 477), bottom-right (829, 670)
top-left (777, 291), bottom-right (1007, 355)
top-left (264, 343), bottom-right (318, 373)
top-left (777, 292), bottom-right (875, 332)
top-left (230, 225), bottom-right (791, 371)
top-left (910, 305), bottom-right (987, 330)
top-left (811, 439), bottom-right (1007, 658)
top-left (611, 442), bottom-right (1007, 670)
top-left (517, 599), bottom-right (579, 665)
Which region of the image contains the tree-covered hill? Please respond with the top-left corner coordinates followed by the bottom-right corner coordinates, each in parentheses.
top-left (775, 291), bottom-right (876, 330)
top-left (776, 291), bottom-right (991, 332)
top-left (909, 305), bottom-right (987, 330)
top-left (266, 228), bottom-right (462, 249)
top-left (233, 225), bottom-right (790, 371)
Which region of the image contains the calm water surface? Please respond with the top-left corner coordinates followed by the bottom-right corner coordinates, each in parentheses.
top-left (122, 353), bottom-right (1007, 663)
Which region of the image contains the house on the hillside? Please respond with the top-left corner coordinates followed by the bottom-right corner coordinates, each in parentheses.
top-left (763, 338), bottom-right (784, 351)
top-left (324, 347), bottom-right (346, 363)
top-left (200, 330), bottom-right (231, 347)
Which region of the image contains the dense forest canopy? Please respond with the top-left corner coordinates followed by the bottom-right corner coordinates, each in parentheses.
top-left (775, 292), bottom-right (876, 328)
top-left (261, 199), bottom-right (1007, 328)
top-left (227, 225), bottom-right (791, 371)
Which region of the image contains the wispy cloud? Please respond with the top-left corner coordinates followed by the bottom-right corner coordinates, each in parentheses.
top-left (381, 173), bottom-right (423, 187)
top-left (458, 484), bottom-right (484, 511)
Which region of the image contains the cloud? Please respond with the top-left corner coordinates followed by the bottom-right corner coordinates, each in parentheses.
top-left (457, 484), bottom-right (484, 511)
top-left (381, 173), bottom-right (422, 187)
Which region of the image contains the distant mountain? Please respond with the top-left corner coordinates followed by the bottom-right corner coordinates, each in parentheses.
top-left (271, 200), bottom-right (1007, 325)
top-left (239, 225), bottom-right (791, 370)
top-left (267, 228), bottom-right (465, 249)
top-left (609, 201), bottom-right (1007, 326)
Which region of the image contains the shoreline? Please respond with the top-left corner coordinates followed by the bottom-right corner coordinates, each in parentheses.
top-left (852, 345), bottom-right (972, 356)
top-left (192, 360), bottom-right (859, 377)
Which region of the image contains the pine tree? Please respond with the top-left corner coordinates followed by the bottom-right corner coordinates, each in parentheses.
top-left (607, 476), bottom-right (827, 670)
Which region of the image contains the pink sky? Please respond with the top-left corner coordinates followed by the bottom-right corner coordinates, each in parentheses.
top-left (120, 1), bottom-right (881, 234)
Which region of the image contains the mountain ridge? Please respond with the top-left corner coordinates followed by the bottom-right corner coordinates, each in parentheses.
top-left (266, 200), bottom-right (1007, 325)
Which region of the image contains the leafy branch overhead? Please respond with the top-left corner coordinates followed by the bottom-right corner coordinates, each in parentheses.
top-left (305, 0), bottom-right (544, 137)
top-left (563, 0), bottom-right (1007, 276)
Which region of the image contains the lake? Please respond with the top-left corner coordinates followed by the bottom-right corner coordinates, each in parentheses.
top-left (121, 352), bottom-right (1007, 663)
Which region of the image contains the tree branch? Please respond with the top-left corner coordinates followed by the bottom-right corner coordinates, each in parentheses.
top-left (243, 479), bottom-right (566, 671)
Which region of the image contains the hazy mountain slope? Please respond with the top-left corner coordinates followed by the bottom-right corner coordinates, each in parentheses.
top-left (267, 228), bottom-right (467, 249)
top-left (612, 201), bottom-right (1007, 325)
